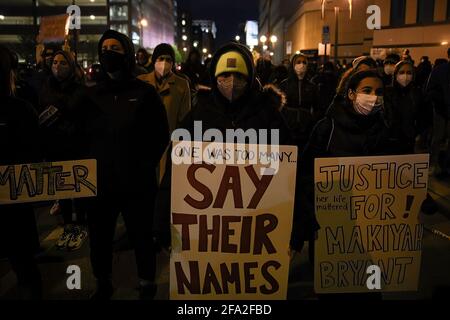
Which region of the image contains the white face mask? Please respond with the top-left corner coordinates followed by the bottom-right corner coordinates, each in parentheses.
top-left (353, 93), bottom-right (384, 116)
top-left (396, 74), bottom-right (413, 87)
top-left (384, 64), bottom-right (395, 76)
top-left (155, 61), bottom-right (172, 77)
top-left (217, 75), bottom-right (248, 102)
top-left (294, 63), bottom-right (307, 76)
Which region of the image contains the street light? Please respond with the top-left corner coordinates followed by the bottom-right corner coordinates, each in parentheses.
top-left (140, 18), bottom-right (148, 27)
top-left (182, 35), bottom-right (187, 41)
top-left (90, 15), bottom-right (96, 20)
top-left (270, 35), bottom-right (277, 44)
top-left (183, 47), bottom-right (187, 52)
top-left (260, 35), bottom-right (267, 44)
top-left (202, 48), bottom-right (208, 54)
top-left (235, 35), bottom-right (240, 42)
top-left (263, 45), bottom-right (268, 51)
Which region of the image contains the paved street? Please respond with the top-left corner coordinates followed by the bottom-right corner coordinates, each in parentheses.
top-left (1, 176), bottom-right (449, 300)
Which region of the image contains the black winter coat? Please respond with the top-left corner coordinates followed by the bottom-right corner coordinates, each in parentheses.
top-left (384, 83), bottom-right (425, 154)
top-left (38, 76), bottom-right (86, 161)
top-left (426, 62), bottom-right (450, 119)
top-left (81, 78), bottom-right (170, 198)
top-left (279, 73), bottom-right (318, 149)
top-left (180, 85), bottom-right (291, 144)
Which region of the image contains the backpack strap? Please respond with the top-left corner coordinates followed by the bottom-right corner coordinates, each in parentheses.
top-left (326, 118), bottom-right (335, 153)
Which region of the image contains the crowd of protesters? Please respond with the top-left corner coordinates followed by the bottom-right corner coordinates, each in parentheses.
top-left (1, 28), bottom-right (450, 299)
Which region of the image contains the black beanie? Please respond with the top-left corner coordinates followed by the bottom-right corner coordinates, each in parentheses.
top-left (152, 43), bottom-right (175, 65)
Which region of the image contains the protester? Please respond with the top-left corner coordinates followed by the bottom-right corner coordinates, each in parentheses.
top-left (336, 56), bottom-right (378, 97)
top-left (81, 30), bottom-right (169, 300)
top-left (180, 49), bottom-right (207, 89)
top-left (415, 56), bottom-right (432, 90)
top-left (138, 43), bottom-right (191, 134)
top-left (426, 48), bottom-right (450, 177)
top-left (295, 70), bottom-right (393, 264)
top-left (279, 53), bottom-right (318, 151)
top-left (28, 43), bottom-right (59, 94)
top-left (384, 61), bottom-right (424, 153)
top-left (311, 61), bottom-right (338, 120)
top-left (138, 43), bottom-right (191, 180)
top-left (153, 42), bottom-right (291, 250)
top-left (255, 54), bottom-right (275, 86)
top-left (381, 53), bottom-right (400, 87)
top-left (136, 48), bottom-right (153, 72)
top-left (268, 64), bottom-right (288, 87)
top-left (38, 50), bottom-right (88, 251)
top-left (8, 50), bottom-right (39, 110)
top-left (0, 45), bottom-right (42, 299)
top-left (402, 49), bottom-right (413, 62)
top-left (352, 55), bottom-right (377, 71)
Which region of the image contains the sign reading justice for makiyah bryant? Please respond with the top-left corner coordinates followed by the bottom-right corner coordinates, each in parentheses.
top-left (170, 141), bottom-right (297, 300)
top-left (314, 154), bottom-right (429, 294)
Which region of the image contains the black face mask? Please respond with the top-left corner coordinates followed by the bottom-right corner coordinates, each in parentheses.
top-left (100, 50), bottom-right (126, 73)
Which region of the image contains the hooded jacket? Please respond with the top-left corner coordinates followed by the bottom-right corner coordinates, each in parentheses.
top-left (384, 61), bottom-right (425, 154)
top-left (81, 30), bottom-right (170, 197)
top-left (38, 50), bottom-right (86, 161)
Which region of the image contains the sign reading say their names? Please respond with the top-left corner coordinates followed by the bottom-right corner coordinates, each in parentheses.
top-left (170, 141), bottom-right (298, 300)
top-left (314, 154), bottom-right (429, 293)
top-left (0, 159), bottom-right (97, 205)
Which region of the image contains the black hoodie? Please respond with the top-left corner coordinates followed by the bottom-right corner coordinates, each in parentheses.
top-left (81, 30), bottom-right (170, 197)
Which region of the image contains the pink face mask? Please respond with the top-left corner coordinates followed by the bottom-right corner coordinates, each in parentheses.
top-left (353, 93), bottom-right (384, 115)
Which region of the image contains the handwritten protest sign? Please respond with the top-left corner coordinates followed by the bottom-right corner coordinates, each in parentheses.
top-left (170, 141), bottom-right (297, 300)
top-left (0, 159), bottom-right (97, 205)
top-left (37, 14), bottom-right (69, 43)
top-left (314, 154), bottom-right (429, 293)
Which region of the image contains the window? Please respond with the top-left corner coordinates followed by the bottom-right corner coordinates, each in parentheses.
top-left (417, 0), bottom-right (435, 24)
top-left (447, 0), bottom-right (450, 20)
top-left (109, 5), bottom-right (128, 22)
top-left (390, 0), bottom-right (406, 26)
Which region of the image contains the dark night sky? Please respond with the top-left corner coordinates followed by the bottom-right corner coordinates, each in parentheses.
top-left (178, 0), bottom-right (260, 48)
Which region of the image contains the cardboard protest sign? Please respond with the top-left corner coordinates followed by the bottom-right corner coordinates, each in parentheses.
top-left (0, 159), bottom-right (97, 205)
top-left (170, 141), bottom-right (297, 300)
top-left (314, 154), bottom-right (429, 293)
top-left (37, 14), bottom-right (69, 43)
